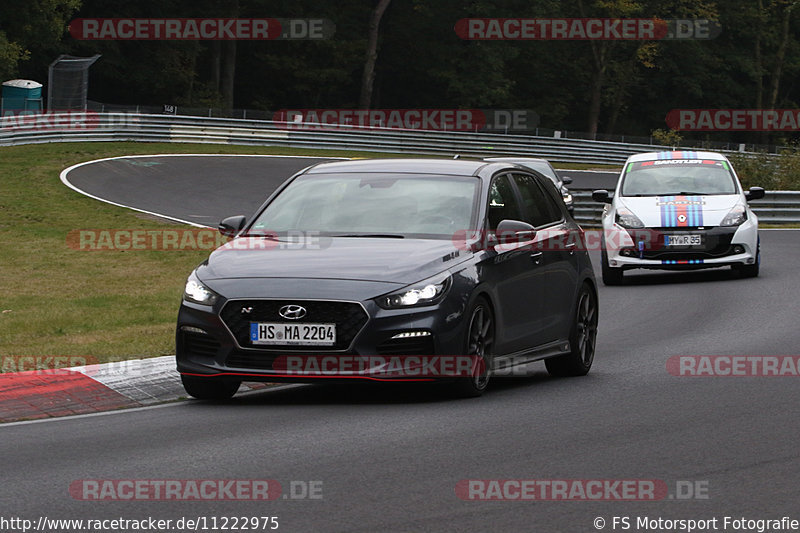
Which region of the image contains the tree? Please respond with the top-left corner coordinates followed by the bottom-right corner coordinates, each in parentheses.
top-left (0, 0), bottom-right (81, 80)
top-left (359, 0), bottom-right (392, 109)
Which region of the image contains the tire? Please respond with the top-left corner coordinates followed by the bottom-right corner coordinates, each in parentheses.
top-left (451, 297), bottom-right (495, 398)
top-left (181, 375), bottom-right (241, 400)
top-left (545, 283), bottom-right (598, 377)
top-left (601, 249), bottom-right (624, 286)
top-left (737, 241), bottom-right (760, 278)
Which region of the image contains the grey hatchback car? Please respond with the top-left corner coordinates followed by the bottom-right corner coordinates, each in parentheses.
top-left (176, 159), bottom-right (597, 399)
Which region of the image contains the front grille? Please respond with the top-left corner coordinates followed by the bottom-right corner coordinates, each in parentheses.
top-left (635, 227), bottom-right (736, 260)
top-left (226, 350), bottom-right (281, 370)
top-left (643, 247), bottom-right (735, 261)
top-left (182, 331), bottom-right (221, 357)
top-left (225, 350), bottom-right (359, 371)
top-left (376, 336), bottom-right (435, 356)
top-left (220, 299), bottom-right (368, 351)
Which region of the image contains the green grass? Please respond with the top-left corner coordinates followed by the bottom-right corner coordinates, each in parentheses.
top-left (0, 142), bottom-right (430, 367)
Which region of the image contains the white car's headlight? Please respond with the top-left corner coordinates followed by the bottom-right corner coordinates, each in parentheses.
top-left (377, 272), bottom-right (451, 309)
top-left (184, 273), bottom-right (220, 305)
top-left (615, 208), bottom-right (645, 229)
top-left (721, 204), bottom-right (747, 227)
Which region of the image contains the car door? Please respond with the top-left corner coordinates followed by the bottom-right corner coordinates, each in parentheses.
top-left (509, 172), bottom-right (579, 345)
top-left (481, 173), bottom-right (551, 356)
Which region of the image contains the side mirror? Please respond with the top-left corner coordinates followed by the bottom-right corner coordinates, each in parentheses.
top-left (561, 176), bottom-right (573, 185)
top-left (496, 219), bottom-right (536, 244)
top-left (218, 215), bottom-right (247, 237)
top-left (745, 186), bottom-right (765, 201)
top-left (592, 189), bottom-right (613, 204)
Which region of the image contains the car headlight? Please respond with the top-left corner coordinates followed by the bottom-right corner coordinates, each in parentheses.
top-left (377, 272), bottom-right (452, 309)
top-left (615, 209), bottom-right (645, 229)
top-left (184, 273), bottom-right (220, 305)
top-left (721, 204), bottom-right (747, 227)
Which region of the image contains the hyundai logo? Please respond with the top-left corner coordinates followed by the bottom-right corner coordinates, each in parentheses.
top-left (279, 304), bottom-right (307, 320)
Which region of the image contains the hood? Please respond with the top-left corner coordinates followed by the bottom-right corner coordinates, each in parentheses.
top-left (196, 236), bottom-right (469, 285)
top-left (618, 195), bottom-right (741, 227)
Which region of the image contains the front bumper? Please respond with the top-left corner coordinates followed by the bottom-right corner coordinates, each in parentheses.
top-left (176, 294), bottom-right (471, 383)
top-left (604, 221), bottom-right (758, 270)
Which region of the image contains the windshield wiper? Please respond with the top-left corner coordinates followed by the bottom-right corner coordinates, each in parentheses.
top-left (336, 233), bottom-right (405, 239)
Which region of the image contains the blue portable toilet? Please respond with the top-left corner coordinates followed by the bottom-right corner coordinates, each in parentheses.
top-left (1, 79), bottom-right (43, 114)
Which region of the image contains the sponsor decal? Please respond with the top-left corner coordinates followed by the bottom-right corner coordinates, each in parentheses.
top-left (659, 195), bottom-right (705, 228)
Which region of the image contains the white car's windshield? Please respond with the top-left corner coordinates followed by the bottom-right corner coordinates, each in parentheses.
top-left (250, 173), bottom-right (480, 238)
top-left (620, 159), bottom-right (738, 196)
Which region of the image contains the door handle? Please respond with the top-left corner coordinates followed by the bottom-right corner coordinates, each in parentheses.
top-left (530, 251), bottom-right (543, 265)
top-left (565, 242), bottom-right (576, 255)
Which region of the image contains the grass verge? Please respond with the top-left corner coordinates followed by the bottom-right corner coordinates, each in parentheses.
top-left (0, 142), bottom-right (426, 367)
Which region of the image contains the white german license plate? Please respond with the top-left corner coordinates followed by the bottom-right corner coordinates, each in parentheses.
top-left (666, 234), bottom-right (701, 246)
top-left (250, 323), bottom-right (336, 346)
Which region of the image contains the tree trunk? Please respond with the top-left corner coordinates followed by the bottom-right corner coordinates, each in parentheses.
top-left (578, 0), bottom-right (606, 138)
top-left (219, 0), bottom-right (239, 111)
top-left (221, 39), bottom-right (237, 110)
top-left (359, 0), bottom-right (392, 109)
top-left (768, 2), bottom-right (796, 110)
top-left (211, 41), bottom-right (221, 96)
top-left (605, 54), bottom-right (638, 136)
top-left (587, 70), bottom-right (604, 138)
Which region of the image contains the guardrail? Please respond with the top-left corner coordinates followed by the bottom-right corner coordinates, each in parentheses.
top-left (1, 112), bottom-right (673, 164)
top-left (572, 189), bottom-right (800, 225)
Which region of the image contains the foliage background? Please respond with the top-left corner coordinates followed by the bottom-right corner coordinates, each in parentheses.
top-left (2, 0), bottom-right (800, 145)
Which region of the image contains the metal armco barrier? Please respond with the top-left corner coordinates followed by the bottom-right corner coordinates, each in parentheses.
top-left (2, 112), bottom-right (799, 224)
top-left (0, 112), bottom-right (670, 164)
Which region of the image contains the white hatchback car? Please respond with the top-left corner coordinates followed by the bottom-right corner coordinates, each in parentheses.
top-left (592, 151), bottom-right (764, 285)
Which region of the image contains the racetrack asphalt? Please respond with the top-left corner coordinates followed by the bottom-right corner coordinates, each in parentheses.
top-left (62, 155), bottom-right (619, 226)
top-left (3, 155), bottom-right (796, 531)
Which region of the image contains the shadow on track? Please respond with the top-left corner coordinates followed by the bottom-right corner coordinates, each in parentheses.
top-left (184, 372), bottom-right (567, 406)
top-left (618, 266), bottom-right (754, 286)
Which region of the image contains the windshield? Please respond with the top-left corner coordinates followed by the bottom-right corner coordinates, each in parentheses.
top-left (620, 159), bottom-right (738, 196)
top-left (249, 173), bottom-right (480, 238)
